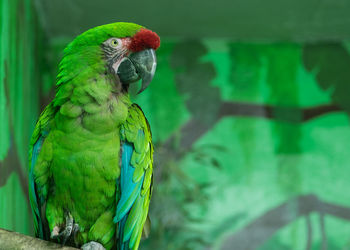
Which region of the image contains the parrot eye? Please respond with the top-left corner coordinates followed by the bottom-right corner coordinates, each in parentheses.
top-left (109, 38), bottom-right (122, 48)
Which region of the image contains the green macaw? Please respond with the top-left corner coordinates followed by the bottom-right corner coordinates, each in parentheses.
top-left (28, 22), bottom-right (159, 250)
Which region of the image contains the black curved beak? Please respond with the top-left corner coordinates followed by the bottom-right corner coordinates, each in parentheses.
top-left (117, 49), bottom-right (157, 94)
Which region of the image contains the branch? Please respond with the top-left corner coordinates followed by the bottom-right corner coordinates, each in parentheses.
top-left (219, 194), bottom-right (350, 250)
top-left (0, 228), bottom-right (77, 249)
top-left (0, 140), bottom-right (29, 205)
top-left (159, 102), bottom-right (342, 160)
top-left (319, 211), bottom-right (327, 250)
top-left (305, 215), bottom-right (312, 250)
top-left (219, 102), bottom-right (342, 122)
top-left (1, 61), bottom-right (30, 204)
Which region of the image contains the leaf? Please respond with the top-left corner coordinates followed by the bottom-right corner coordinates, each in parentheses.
top-left (170, 40), bottom-right (221, 125)
top-left (303, 43), bottom-right (350, 114)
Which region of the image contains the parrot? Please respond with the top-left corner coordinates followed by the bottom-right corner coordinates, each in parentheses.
top-left (28, 22), bottom-right (160, 250)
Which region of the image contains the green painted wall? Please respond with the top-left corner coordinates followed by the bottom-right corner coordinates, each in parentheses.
top-left (1, 1), bottom-right (350, 250)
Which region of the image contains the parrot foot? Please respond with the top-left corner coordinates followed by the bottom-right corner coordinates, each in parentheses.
top-left (51, 212), bottom-right (80, 245)
top-left (81, 241), bottom-right (106, 250)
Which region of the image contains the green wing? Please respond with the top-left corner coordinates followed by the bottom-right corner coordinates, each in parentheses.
top-left (114, 103), bottom-right (153, 250)
top-left (28, 103), bottom-right (56, 239)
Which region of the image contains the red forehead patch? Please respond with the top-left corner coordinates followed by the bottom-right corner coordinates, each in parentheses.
top-left (129, 28), bottom-right (160, 52)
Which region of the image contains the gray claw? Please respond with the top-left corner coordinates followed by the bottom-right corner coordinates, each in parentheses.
top-left (81, 241), bottom-right (106, 250)
top-left (51, 212), bottom-right (80, 245)
top-left (72, 223), bottom-right (80, 237)
top-left (59, 212), bottom-right (73, 245)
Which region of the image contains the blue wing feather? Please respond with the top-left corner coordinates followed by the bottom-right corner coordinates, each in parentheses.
top-left (114, 143), bottom-right (144, 222)
top-left (29, 135), bottom-right (45, 238)
top-left (115, 104), bottom-right (153, 250)
top-left (114, 142), bottom-right (145, 249)
top-left (118, 214), bottom-right (128, 250)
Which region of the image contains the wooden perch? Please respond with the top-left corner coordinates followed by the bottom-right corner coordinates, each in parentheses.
top-left (0, 228), bottom-right (77, 250)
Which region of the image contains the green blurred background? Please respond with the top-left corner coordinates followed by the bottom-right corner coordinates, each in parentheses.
top-left (1, 0), bottom-right (350, 249)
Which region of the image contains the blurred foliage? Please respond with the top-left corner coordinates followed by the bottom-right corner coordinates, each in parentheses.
top-left (303, 43), bottom-right (350, 114)
top-left (2, 1), bottom-right (350, 250)
top-left (0, 0), bottom-right (49, 236)
top-left (170, 40), bottom-right (221, 125)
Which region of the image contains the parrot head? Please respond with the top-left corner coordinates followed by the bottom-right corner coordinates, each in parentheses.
top-left (59, 22), bottom-right (160, 94)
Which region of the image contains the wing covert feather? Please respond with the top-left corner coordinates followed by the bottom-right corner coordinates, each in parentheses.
top-left (115, 104), bottom-right (153, 250)
top-left (28, 103), bottom-right (56, 239)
